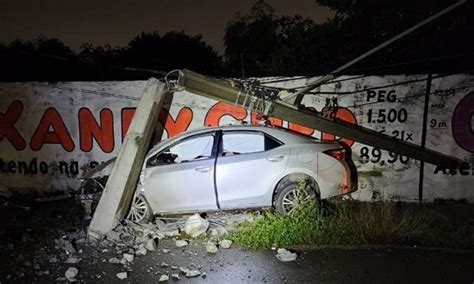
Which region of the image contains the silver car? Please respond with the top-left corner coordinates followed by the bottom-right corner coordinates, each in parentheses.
top-left (121, 125), bottom-right (357, 223)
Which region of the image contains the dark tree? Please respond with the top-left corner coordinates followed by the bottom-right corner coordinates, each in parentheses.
top-left (315, 0), bottom-right (474, 74)
top-left (224, 0), bottom-right (279, 77)
top-left (0, 37), bottom-right (84, 82)
top-left (122, 31), bottom-right (222, 76)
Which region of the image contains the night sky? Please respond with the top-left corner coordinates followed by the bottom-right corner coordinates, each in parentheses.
top-left (0, 0), bottom-right (334, 54)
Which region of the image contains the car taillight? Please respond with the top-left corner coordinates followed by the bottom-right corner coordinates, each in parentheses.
top-left (323, 148), bottom-right (345, 161)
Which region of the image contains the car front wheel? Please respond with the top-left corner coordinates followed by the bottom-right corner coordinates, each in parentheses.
top-left (126, 194), bottom-right (152, 223)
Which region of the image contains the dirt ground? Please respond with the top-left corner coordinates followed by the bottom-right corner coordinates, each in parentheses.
top-left (0, 198), bottom-right (473, 283)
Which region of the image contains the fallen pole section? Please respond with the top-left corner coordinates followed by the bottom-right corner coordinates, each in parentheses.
top-left (88, 79), bottom-right (167, 240)
top-left (179, 69), bottom-right (462, 169)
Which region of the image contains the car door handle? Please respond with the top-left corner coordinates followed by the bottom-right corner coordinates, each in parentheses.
top-left (267, 155), bottom-right (284, 162)
top-left (194, 166), bottom-right (213, 173)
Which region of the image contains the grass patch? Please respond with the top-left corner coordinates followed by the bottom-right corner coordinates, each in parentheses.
top-left (229, 200), bottom-right (474, 250)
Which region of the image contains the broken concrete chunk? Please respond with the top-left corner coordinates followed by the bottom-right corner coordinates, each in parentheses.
top-left (175, 240), bottom-right (188, 248)
top-left (219, 239), bottom-right (233, 249)
top-left (179, 267), bottom-right (189, 274)
top-left (171, 273), bottom-right (180, 280)
top-left (206, 243), bottom-right (218, 254)
top-left (163, 228), bottom-right (180, 238)
top-left (159, 274), bottom-right (169, 282)
top-left (65, 257), bottom-right (81, 264)
top-left (184, 214), bottom-right (209, 238)
top-left (65, 267), bottom-right (78, 282)
top-left (108, 257), bottom-right (121, 264)
top-left (106, 230), bottom-right (121, 242)
top-left (145, 239), bottom-right (157, 251)
top-left (136, 247), bottom-right (147, 256)
top-left (116, 272), bottom-right (128, 280)
top-left (160, 261), bottom-right (169, 268)
top-left (123, 253), bottom-right (134, 263)
top-left (186, 270), bottom-right (201, 278)
top-left (63, 240), bottom-right (77, 254)
top-left (276, 248), bottom-right (297, 262)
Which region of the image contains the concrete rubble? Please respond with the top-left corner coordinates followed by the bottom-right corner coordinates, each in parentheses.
top-left (29, 211), bottom-right (255, 282)
top-left (206, 242), bottom-right (218, 254)
top-left (175, 240), bottom-right (188, 248)
top-left (116, 272), bottom-right (128, 280)
top-left (276, 248), bottom-right (298, 262)
top-left (186, 270), bottom-right (201, 278)
top-left (184, 213), bottom-right (210, 237)
top-left (219, 239), bottom-right (233, 249)
top-left (65, 267), bottom-right (78, 281)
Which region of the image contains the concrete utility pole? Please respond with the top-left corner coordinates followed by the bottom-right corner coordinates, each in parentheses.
top-left (179, 69), bottom-right (462, 169)
top-left (88, 79), bottom-right (168, 241)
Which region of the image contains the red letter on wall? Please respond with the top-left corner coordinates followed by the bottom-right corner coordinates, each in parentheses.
top-left (0, 100), bottom-right (26, 150)
top-left (204, 102), bottom-right (247, 127)
top-left (250, 111), bottom-right (283, 127)
top-left (31, 108), bottom-right (75, 152)
top-left (79, 108), bottom-right (114, 153)
top-left (121, 108), bottom-right (135, 141)
top-left (321, 107), bottom-right (357, 147)
top-left (159, 107), bottom-right (193, 138)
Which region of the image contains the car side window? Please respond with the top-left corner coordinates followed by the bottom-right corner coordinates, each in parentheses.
top-left (147, 134), bottom-right (214, 167)
top-left (221, 132), bottom-right (281, 156)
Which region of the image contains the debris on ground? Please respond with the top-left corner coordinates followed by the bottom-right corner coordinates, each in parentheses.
top-left (116, 272), bottom-right (128, 280)
top-left (184, 213), bottom-right (210, 237)
top-left (176, 240), bottom-right (188, 248)
top-left (186, 270), bottom-right (201, 278)
top-left (123, 253), bottom-right (134, 263)
top-left (65, 267), bottom-right (78, 281)
top-left (206, 242), bottom-right (218, 254)
top-left (171, 273), bottom-right (180, 280)
top-left (219, 239), bottom-right (233, 249)
top-left (159, 274), bottom-right (169, 282)
top-left (276, 248), bottom-right (298, 262)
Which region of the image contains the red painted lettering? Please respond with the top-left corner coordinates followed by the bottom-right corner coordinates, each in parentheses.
top-left (0, 100), bottom-right (26, 150)
top-left (204, 102), bottom-right (247, 127)
top-left (321, 107), bottom-right (357, 147)
top-left (79, 108), bottom-right (114, 153)
top-left (159, 107), bottom-right (193, 138)
top-left (30, 108), bottom-right (75, 151)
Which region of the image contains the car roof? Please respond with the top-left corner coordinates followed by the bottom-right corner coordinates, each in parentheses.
top-left (148, 124), bottom-right (319, 153)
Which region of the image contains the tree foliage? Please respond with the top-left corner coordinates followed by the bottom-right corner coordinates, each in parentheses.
top-left (313, 0), bottom-right (474, 74)
top-left (223, 0), bottom-right (474, 76)
top-left (0, 31), bottom-right (222, 81)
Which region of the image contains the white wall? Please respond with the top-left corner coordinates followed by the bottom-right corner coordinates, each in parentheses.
top-left (0, 75), bottom-right (473, 201)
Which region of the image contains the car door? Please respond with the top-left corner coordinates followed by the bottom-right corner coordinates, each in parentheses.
top-left (215, 130), bottom-right (289, 209)
top-left (142, 132), bottom-right (219, 213)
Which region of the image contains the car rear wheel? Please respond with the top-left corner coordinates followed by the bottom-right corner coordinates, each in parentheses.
top-left (126, 195), bottom-right (152, 223)
top-left (274, 181), bottom-right (319, 215)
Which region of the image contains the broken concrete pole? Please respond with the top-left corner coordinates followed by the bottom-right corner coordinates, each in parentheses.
top-left (88, 79), bottom-right (168, 240)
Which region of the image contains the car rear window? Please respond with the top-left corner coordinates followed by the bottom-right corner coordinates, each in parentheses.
top-left (221, 131), bottom-right (282, 156)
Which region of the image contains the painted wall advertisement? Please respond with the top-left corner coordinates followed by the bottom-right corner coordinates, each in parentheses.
top-left (0, 75), bottom-right (473, 201)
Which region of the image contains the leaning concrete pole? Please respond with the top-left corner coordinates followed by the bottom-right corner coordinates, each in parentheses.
top-left (88, 79), bottom-right (167, 240)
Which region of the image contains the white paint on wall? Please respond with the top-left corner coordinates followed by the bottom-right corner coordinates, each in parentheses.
top-left (0, 75), bottom-right (473, 201)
